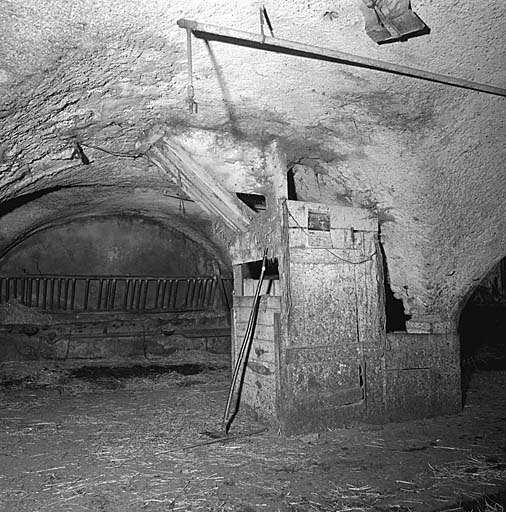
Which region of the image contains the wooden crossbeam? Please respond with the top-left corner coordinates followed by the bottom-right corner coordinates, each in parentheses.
top-left (147, 137), bottom-right (252, 232)
top-left (177, 18), bottom-right (506, 98)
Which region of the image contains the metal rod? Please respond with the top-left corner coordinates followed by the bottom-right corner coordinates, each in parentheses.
top-left (83, 279), bottom-right (90, 310)
top-left (161, 280), bottom-right (169, 308)
top-left (141, 280), bottom-right (149, 310)
top-left (190, 279), bottom-right (198, 308)
top-left (202, 279), bottom-right (210, 308)
top-left (172, 280), bottom-right (179, 309)
top-left (206, 278), bottom-right (214, 308)
top-left (27, 279), bottom-right (33, 307)
top-left (206, 278), bottom-right (213, 307)
top-left (63, 279), bottom-right (69, 310)
top-left (108, 279), bottom-right (113, 309)
top-left (123, 280), bottom-right (130, 310)
top-left (134, 279), bottom-right (141, 310)
top-left (35, 278), bottom-right (40, 307)
top-left (183, 279), bottom-right (191, 309)
top-left (103, 279), bottom-right (109, 310)
top-left (110, 279), bottom-right (117, 310)
top-left (177, 19), bottom-right (506, 97)
top-left (57, 278), bottom-right (63, 309)
top-left (198, 279), bottom-right (205, 308)
top-left (222, 248), bottom-right (268, 434)
top-left (130, 280), bottom-right (138, 310)
top-left (155, 279), bottom-right (162, 309)
top-left (70, 278), bottom-right (76, 310)
top-left (194, 278), bottom-right (201, 307)
top-left (209, 279), bottom-right (216, 309)
top-left (42, 279), bottom-right (47, 309)
top-left (98, 279), bottom-right (105, 310)
top-left (136, 279), bottom-right (142, 310)
top-left (50, 279), bottom-right (55, 310)
top-left (107, 279), bottom-right (113, 309)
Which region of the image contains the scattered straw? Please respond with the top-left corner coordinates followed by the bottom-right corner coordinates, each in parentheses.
top-left (430, 456), bottom-right (506, 487)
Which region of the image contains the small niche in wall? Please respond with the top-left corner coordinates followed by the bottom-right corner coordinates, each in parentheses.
top-left (385, 283), bottom-right (410, 332)
top-left (236, 193), bottom-right (266, 212)
top-left (287, 168), bottom-right (298, 200)
top-left (241, 258), bottom-right (279, 296)
top-left (379, 233), bottom-right (410, 331)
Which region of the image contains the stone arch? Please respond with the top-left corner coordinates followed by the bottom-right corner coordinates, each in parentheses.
top-left (453, 252), bottom-right (506, 323)
top-left (0, 184), bottom-right (233, 276)
top-left (0, 211), bottom-right (231, 278)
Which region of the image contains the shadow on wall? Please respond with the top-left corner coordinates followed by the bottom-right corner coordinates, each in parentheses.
top-left (0, 216), bottom-right (222, 277)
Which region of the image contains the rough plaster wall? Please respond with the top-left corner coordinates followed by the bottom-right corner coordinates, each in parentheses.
top-left (0, 0), bottom-right (505, 320)
top-left (0, 216), bottom-right (220, 276)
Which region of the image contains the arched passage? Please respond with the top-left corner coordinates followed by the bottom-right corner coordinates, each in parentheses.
top-left (0, 181), bottom-right (235, 370)
top-left (458, 256), bottom-right (506, 401)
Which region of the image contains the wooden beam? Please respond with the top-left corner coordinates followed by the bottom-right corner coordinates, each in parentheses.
top-left (177, 18), bottom-right (506, 98)
top-left (147, 136), bottom-right (252, 232)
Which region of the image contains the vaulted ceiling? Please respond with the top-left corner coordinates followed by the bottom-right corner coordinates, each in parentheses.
top-left (1, 0), bottom-right (505, 319)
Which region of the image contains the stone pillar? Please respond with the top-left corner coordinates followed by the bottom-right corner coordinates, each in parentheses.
top-left (384, 331), bottom-right (461, 421)
top-left (277, 201), bottom-right (386, 434)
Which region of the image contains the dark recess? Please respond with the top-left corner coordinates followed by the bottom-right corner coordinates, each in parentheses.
top-left (236, 193), bottom-right (266, 212)
top-left (385, 283), bottom-right (409, 332)
top-left (243, 258), bottom-right (279, 280)
top-left (378, 237), bottom-right (410, 331)
top-left (287, 168), bottom-right (297, 200)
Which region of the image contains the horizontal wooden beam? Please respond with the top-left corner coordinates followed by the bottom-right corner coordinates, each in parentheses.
top-left (177, 18), bottom-right (506, 98)
top-left (147, 137), bottom-right (252, 232)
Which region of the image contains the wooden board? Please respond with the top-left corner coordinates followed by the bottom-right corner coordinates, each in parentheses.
top-left (148, 137), bottom-right (252, 232)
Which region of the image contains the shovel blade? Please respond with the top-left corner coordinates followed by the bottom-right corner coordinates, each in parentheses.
top-left (362, 0), bottom-right (429, 44)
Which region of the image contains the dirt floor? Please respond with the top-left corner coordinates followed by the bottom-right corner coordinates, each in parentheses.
top-left (0, 350), bottom-right (505, 512)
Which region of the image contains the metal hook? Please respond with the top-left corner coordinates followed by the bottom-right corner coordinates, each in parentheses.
top-left (259, 6), bottom-right (266, 43)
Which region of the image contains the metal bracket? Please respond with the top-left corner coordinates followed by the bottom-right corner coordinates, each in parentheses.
top-left (177, 18), bottom-right (506, 98)
top-left (259, 4), bottom-right (274, 43)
